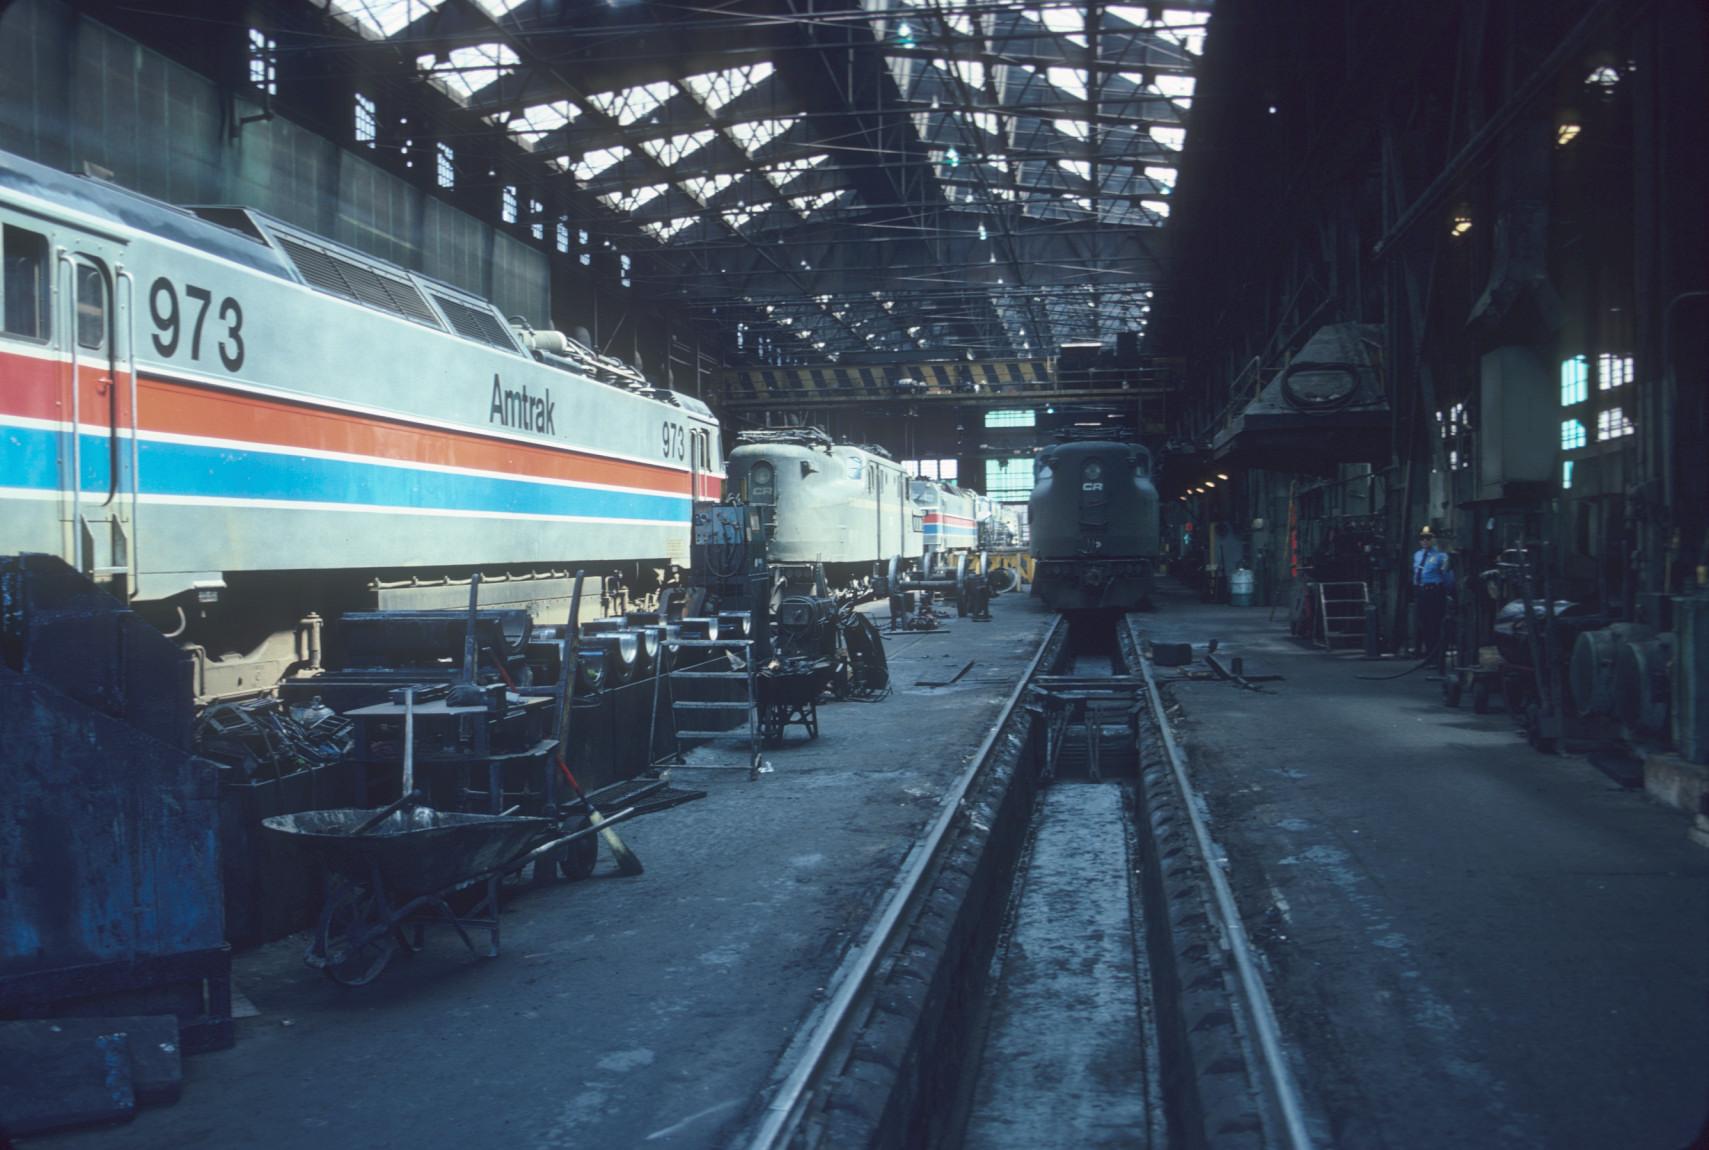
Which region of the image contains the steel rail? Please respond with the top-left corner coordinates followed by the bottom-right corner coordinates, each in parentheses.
top-left (1130, 619), bottom-right (1315, 1150)
top-left (744, 612), bottom-right (1064, 1150)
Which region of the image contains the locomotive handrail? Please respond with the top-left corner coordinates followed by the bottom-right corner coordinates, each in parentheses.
top-left (56, 249), bottom-right (82, 575)
top-left (116, 265), bottom-right (139, 587)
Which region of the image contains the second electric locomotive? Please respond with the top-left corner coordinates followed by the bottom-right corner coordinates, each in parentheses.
top-left (1028, 440), bottom-right (1160, 611)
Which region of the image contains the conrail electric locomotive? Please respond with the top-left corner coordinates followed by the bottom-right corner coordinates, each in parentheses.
top-left (1028, 440), bottom-right (1160, 610)
top-left (0, 147), bottom-right (721, 699)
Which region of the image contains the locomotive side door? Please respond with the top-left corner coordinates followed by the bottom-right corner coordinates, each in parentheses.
top-left (56, 234), bottom-right (135, 589)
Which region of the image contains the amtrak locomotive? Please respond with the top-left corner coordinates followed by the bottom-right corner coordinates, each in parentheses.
top-left (0, 147), bottom-right (720, 699)
top-left (1028, 439), bottom-right (1160, 611)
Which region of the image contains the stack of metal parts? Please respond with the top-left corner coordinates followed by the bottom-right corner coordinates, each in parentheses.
top-left (195, 699), bottom-right (355, 947)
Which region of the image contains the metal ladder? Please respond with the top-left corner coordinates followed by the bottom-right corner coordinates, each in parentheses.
top-left (651, 638), bottom-right (763, 777)
top-left (1315, 581), bottom-right (1369, 650)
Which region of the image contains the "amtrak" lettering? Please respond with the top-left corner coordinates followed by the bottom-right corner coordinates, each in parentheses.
top-left (489, 374), bottom-right (557, 434)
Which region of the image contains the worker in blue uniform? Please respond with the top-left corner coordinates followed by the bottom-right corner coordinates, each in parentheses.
top-left (1412, 527), bottom-right (1451, 657)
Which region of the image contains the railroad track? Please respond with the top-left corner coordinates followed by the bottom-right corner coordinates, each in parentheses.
top-left (740, 612), bottom-right (1314, 1150)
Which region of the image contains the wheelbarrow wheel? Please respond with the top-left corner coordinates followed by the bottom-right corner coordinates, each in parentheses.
top-left (319, 881), bottom-right (397, 987)
top-left (533, 816), bottom-right (599, 883)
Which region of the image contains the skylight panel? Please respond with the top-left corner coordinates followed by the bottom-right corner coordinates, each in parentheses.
top-left (471, 0), bottom-right (528, 15)
top-left (1029, 5), bottom-right (1087, 47)
top-left (566, 145), bottom-right (630, 181)
top-left (1145, 164), bottom-right (1178, 189)
top-left (1054, 118), bottom-right (1089, 141)
top-left (597, 183), bottom-right (667, 213)
top-left (1046, 67), bottom-right (1089, 101)
top-left (329, 0), bottom-right (445, 40)
top-left (682, 62), bottom-right (775, 114)
top-left (1106, 5), bottom-right (1150, 26)
top-left (1058, 158), bottom-right (1092, 181)
top-left (641, 130), bottom-right (715, 167)
top-left (727, 117), bottom-right (794, 156)
top-left (588, 81), bottom-right (675, 127)
top-left (1150, 125), bottom-right (1186, 151)
top-left (643, 217), bottom-right (698, 243)
top-left (722, 207), bottom-right (757, 232)
top-left (935, 59), bottom-right (987, 92)
top-left (1155, 8), bottom-right (1208, 56)
top-left (503, 100), bottom-right (580, 149)
top-left (1142, 198), bottom-right (1172, 218)
top-left (763, 153), bottom-right (830, 192)
top-left (416, 43), bottom-right (518, 105)
top-left (680, 172), bottom-right (738, 204)
top-left (792, 189), bottom-right (846, 218)
top-left (1153, 74), bottom-right (1196, 100)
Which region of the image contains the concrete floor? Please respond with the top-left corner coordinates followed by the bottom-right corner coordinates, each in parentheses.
top-left (1135, 580), bottom-right (1709, 1150)
top-left (31, 596), bottom-right (1054, 1150)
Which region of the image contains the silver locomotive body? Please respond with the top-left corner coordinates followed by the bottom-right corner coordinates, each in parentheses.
top-left (0, 147), bottom-right (720, 693)
top-left (910, 479), bottom-right (981, 560)
top-left (726, 431), bottom-right (922, 579)
top-left (1028, 440), bottom-right (1160, 611)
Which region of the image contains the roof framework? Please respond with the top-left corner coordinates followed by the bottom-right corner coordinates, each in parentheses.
top-left (320, 0), bottom-right (1209, 359)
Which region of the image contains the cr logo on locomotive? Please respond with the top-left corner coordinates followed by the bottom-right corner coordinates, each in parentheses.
top-left (661, 420), bottom-right (687, 460)
top-left (149, 276), bottom-right (245, 371)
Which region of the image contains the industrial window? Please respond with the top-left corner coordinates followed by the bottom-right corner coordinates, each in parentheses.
top-left (555, 219), bottom-right (569, 253)
top-left (1, 225), bottom-right (50, 341)
top-left (619, 253), bottom-right (632, 288)
top-left (579, 251), bottom-right (591, 267)
top-left (906, 458), bottom-right (959, 481)
top-left (985, 409), bottom-right (1036, 428)
top-left (354, 92), bottom-right (376, 148)
top-left (1560, 354), bottom-right (1589, 405)
top-left (74, 262), bottom-right (107, 350)
top-left (1560, 419), bottom-right (1587, 450)
top-left (436, 142), bottom-right (454, 188)
top-left (1562, 460), bottom-right (1575, 490)
top-left (1597, 407), bottom-right (1634, 440)
top-left (248, 29), bottom-right (276, 96)
top-left (1598, 353), bottom-right (1633, 390)
top-left (985, 457), bottom-right (1035, 501)
top-left (529, 199), bottom-right (544, 241)
top-left (501, 185), bottom-right (518, 224)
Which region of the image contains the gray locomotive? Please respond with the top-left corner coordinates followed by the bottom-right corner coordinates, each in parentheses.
top-left (725, 429), bottom-right (923, 587)
top-left (1028, 440), bottom-right (1161, 611)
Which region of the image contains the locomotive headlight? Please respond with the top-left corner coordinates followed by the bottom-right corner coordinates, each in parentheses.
top-left (1082, 460), bottom-right (1103, 482)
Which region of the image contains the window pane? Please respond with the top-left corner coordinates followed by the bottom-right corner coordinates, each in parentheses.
top-left (985, 408), bottom-right (1036, 428)
top-left (1559, 355), bottom-right (1588, 405)
top-left (984, 456), bottom-right (1035, 500)
top-left (1560, 419), bottom-right (1586, 450)
top-left (1598, 353), bottom-right (1633, 390)
top-left (75, 263), bottom-right (106, 350)
top-left (1596, 407), bottom-right (1634, 440)
top-left (2, 225), bottom-right (49, 340)
top-left (940, 458), bottom-right (958, 481)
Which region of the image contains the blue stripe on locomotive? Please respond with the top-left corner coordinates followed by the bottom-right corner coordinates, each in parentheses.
top-left (1, 424), bottom-right (687, 523)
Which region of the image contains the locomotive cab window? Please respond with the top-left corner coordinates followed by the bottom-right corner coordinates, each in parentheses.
top-left (2, 224), bottom-right (49, 341)
top-left (74, 261), bottom-right (108, 351)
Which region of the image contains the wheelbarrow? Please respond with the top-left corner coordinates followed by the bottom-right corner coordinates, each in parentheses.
top-left (263, 797), bottom-right (643, 985)
top-left (757, 660), bottom-right (835, 745)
